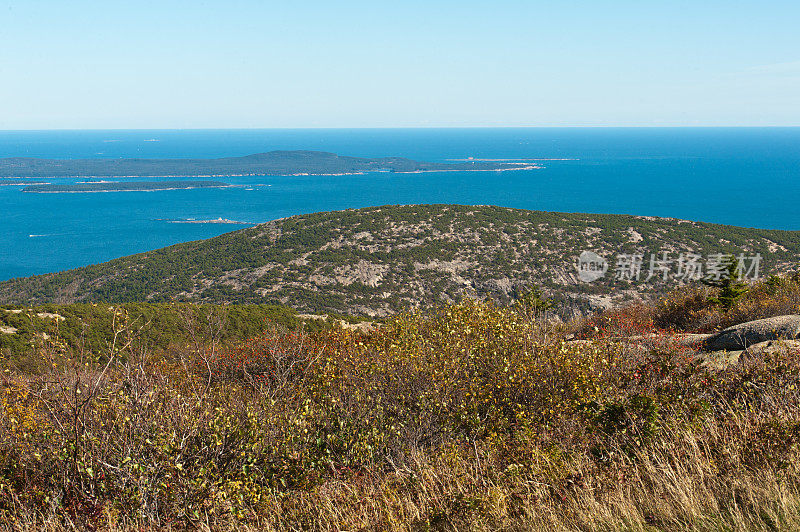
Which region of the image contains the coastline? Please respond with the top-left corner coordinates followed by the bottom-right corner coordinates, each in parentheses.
top-left (160, 218), bottom-right (254, 225)
top-left (23, 186), bottom-right (235, 193)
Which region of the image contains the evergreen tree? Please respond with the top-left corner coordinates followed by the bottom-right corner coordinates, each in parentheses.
top-left (701, 256), bottom-right (748, 310)
top-left (514, 285), bottom-right (554, 315)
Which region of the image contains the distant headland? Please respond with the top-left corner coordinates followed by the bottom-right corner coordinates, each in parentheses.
top-left (0, 150), bottom-right (539, 178)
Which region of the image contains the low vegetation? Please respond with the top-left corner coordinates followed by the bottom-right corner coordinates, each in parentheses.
top-left (0, 302), bottom-right (358, 365)
top-left (2, 276), bottom-right (800, 530)
top-left (582, 271), bottom-right (800, 337)
top-left (3, 205), bottom-right (800, 318)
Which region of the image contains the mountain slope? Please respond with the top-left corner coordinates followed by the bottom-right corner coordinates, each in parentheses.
top-left (2, 205), bottom-right (799, 316)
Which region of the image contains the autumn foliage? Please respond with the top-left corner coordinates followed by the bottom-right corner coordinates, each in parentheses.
top-left (1, 293), bottom-right (800, 530)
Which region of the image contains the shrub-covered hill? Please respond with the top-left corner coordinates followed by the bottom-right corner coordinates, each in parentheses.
top-left (2, 204), bottom-right (800, 315)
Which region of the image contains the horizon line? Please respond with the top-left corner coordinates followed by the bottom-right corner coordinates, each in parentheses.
top-left (2, 125), bottom-right (800, 133)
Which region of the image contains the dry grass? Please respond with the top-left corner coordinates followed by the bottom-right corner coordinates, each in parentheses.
top-left (576, 273), bottom-right (800, 337)
top-left (1, 293), bottom-right (800, 530)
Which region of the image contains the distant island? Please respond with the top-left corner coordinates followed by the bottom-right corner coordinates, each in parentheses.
top-left (0, 150), bottom-right (538, 178)
top-left (23, 181), bottom-right (231, 193)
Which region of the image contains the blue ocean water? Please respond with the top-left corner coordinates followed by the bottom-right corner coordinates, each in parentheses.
top-left (0, 128), bottom-right (798, 281)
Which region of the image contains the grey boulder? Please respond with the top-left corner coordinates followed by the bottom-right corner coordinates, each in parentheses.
top-left (699, 339), bottom-right (800, 370)
top-left (744, 339), bottom-right (800, 357)
top-left (705, 315), bottom-right (800, 351)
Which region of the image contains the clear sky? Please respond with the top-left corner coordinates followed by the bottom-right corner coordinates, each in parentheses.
top-left (1, 0), bottom-right (799, 129)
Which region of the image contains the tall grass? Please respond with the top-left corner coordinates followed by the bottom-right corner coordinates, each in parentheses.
top-left (1, 295), bottom-right (799, 530)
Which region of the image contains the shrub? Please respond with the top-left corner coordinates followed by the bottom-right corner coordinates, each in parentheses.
top-left (1, 297), bottom-right (800, 530)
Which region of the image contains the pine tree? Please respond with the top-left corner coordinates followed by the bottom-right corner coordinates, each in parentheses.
top-left (701, 256), bottom-right (748, 310)
top-left (514, 285), bottom-right (554, 315)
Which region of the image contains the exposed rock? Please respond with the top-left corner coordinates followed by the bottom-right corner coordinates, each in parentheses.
top-left (627, 228), bottom-right (644, 243)
top-left (705, 315), bottom-right (800, 351)
top-left (339, 321), bottom-right (377, 332)
top-left (0, 325), bottom-right (17, 334)
top-left (670, 333), bottom-right (714, 348)
top-left (297, 313), bottom-right (376, 332)
top-left (698, 350), bottom-right (742, 370)
top-left (297, 313), bottom-right (329, 321)
top-left (587, 295), bottom-right (614, 311)
top-left (743, 339), bottom-right (800, 357)
top-left (35, 312), bottom-right (65, 321)
top-left (697, 339), bottom-right (800, 370)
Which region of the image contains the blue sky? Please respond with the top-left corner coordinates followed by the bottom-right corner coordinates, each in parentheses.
top-left (1, 0), bottom-right (799, 129)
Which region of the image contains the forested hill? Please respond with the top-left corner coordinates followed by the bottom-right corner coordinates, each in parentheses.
top-left (2, 205), bottom-right (800, 316)
top-left (0, 150), bottom-right (528, 177)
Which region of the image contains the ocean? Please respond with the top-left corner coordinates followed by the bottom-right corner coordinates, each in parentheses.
top-left (1, 127), bottom-right (798, 282)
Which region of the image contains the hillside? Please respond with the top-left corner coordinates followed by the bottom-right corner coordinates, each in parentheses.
top-left (0, 150), bottom-right (527, 178)
top-left (3, 205), bottom-right (800, 316)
